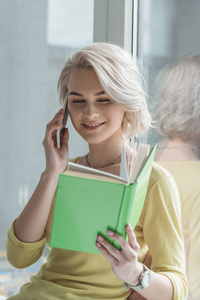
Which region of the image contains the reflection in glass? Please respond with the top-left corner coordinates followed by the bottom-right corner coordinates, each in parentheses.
top-left (137, 2), bottom-right (200, 298)
top-left (154, 55), bottom-right (200, 161)
top-left (154, 56), bottom-right (200, 300)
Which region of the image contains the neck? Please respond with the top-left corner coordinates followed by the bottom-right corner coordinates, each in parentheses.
top-left (156, 138), bottom-right (199, 161)
top-left (87, 134), bottom-right (124, 169)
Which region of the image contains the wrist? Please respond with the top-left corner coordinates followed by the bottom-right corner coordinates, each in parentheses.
top-left (41, 170), bottom-right (60, 181)
top-left (124, 263), bottom-right (151, 291)
top-left (44, 162), bottom-right (68, 175)
top-left (128, 262), bottom-right (144, 286)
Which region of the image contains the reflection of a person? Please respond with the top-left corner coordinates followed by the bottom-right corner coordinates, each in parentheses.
top-left (154, 55), bottom-right (200, 300)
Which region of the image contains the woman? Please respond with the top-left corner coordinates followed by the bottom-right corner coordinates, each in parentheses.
top-left (154, 55), bottom-right (200, 300)
top-left (6, 43), bottom-right (188, 299)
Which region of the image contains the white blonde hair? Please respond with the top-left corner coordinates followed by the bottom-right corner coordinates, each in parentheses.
top-left (154, 55), bottom-right (200, 141)
top-left (57, 42), bottom-right (151, 138)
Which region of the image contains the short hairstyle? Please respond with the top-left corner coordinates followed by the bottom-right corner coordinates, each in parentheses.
top-left (153, 55), bottom-right (200, 141)
top-left (57, 42), bottom-right (151, 139)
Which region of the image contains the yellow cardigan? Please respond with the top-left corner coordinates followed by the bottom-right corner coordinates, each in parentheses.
top-left (6, 162), bottom-right (188, 299)
top-left (157, 161), bottom-right (200, 300)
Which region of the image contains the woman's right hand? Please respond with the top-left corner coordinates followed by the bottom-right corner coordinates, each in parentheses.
top-left (42, 108), bottom-right (69, 174)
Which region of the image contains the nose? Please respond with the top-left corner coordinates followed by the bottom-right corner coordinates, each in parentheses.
top-left (83, 103), bottom-right (99, 118)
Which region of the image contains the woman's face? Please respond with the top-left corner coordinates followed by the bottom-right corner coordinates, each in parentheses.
top-left (67, 68), bottom-right (125, 145)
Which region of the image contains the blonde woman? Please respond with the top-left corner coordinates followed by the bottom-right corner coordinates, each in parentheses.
top-left (154, 55), bottom-right (200, 300)
top-left (6, 43), bottom-right (188, 299)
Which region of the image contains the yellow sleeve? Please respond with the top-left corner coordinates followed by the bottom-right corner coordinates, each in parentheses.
top-left (141, 174), bottom-right (188, 300)
top-left (6, 220), bottom-right (46, 269)
top-left (188, 184), bottom-right (200, 300)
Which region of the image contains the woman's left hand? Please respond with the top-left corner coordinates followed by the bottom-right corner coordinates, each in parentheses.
top-left (96, 224), bottom-right (143, 285)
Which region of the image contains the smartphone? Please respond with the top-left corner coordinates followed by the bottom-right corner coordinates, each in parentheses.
top-left (57, 97), bottom-right (68, 148)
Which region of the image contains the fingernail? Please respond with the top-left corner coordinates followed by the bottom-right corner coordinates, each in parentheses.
top-left (97, 235), bottom-right (104, 242)
top-left (126, 224), bottom-right (132, 231)
top-left (96, 242), bottom-right (101, 248)
top-left (107, 230), bottom-right (114, 236)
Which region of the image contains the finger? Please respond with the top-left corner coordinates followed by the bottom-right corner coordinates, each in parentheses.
top-left (96, 235), bottom-right (122, 262)
top-left (55, 108), bottom-right (64, 120)
top-left (106, 230), bottom-right (132, 258)
top-left (106, 228), bottom-right (140, 262)
top-left (56, 108), bottom-right (65, 116)
top-left (45, 121), bottom-right (62, 142)
top-left (126, 224), bottom-right (140, 251)
top-left (47, 111), bottom-right (64, 128)
top-left (96, 241), bottom-right (118, 264)
top-left (43, 119), bottom-right (63, 148)
top-left (44, 110), bottom-right (64, 135)
top-left (45, 110), bottom-right (64, 136)
top-left (56, 108), bottom-right (64, 116)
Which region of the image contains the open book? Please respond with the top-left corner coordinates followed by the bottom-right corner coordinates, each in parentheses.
top-left (50, 144), bottom-right (157, 254)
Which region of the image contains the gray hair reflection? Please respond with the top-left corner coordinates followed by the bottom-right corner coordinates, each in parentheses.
top-left (154, 55), bottom-right (200, 142)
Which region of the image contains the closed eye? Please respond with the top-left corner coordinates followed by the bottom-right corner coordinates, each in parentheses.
top-left (97, 99), bottom-right (111, 103)
top-left (72, 100), bottom-right (85, 104)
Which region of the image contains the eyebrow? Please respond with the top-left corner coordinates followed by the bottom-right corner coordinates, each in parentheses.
top-left (94, 91), bottom-right (105, 96)
top-left (69, 91), bottom-right (105, 97)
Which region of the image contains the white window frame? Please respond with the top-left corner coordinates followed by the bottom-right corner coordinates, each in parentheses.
top-left (93, 0), bottom-right (136, 55)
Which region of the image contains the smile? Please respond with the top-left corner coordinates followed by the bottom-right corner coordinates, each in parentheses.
top-left (82, 122), bottom-right (105, 130)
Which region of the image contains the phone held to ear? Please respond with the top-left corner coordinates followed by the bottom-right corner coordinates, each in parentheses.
top-left (57, 98), bottom-right (68, 148)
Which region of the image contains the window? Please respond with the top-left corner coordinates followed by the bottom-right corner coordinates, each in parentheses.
top-left (0, 0), bottom-right (93, 296)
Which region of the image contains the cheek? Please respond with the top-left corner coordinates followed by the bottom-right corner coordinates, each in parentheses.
top-left (109, 111), bottom-right (125, 131)
top-left (116, 111), bottom-right (125, 130)
top-left (114, 109), bottom-right (125, 123)
top-left (68, 106), bottom-right (80, 122)
top-left (68, 110), bottom-right (78, 129)
top-left (105, 104), bottom-right (124, 116)
top-left (69, 115), bottom-right (75, 127)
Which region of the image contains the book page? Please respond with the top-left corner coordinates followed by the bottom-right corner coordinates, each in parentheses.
top-left (67, 162), bottom-right (128, 183)
top-left (119, 145), bottom-right (129, 182)
top-left (67, 143), bottom-right (152, 185)
top-left (64, 169), bottom-right (128, 184)
top-left (130, 144), bottom-right (150, 183)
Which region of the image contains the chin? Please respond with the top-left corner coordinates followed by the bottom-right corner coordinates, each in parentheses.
top-left (83, 137), bottom-right (105, 145)
top-left (78, 128), bottom-right (122, 145)
top-left (80, 133), bottom-right (108, 145)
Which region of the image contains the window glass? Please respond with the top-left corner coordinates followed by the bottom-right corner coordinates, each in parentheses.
top-left (0, 0), bottom-right (93, 296)
top-left (138, 2), bottom-right (200, 299)
top-left (137, 0), bottom-right (200, 146)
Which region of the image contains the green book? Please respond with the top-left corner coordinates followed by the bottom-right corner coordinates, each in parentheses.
top-left (50, 144), bottom-right (156, 254)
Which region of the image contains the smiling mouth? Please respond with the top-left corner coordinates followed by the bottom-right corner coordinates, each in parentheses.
top-left (82, 122), bottom-right (105, 130)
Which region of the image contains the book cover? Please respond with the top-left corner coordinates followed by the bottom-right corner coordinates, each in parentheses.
top-left (50, 145), bottom-right (156, 254)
